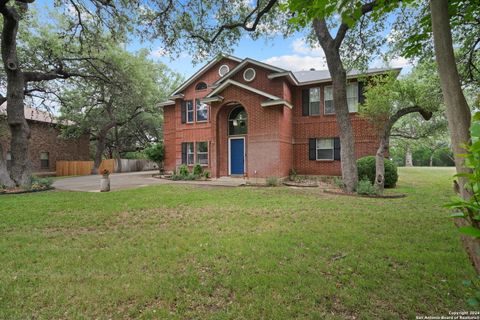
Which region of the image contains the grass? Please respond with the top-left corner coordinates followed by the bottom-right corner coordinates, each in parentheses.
top-left (0, 167), bottom-right (477, 319)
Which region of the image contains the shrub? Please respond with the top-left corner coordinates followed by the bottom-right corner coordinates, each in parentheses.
top-left (145, 143), bottom-right (165, 173)
top-left (30, 176), bottom-right (53, 190)
top-left (289, 169), bottom-right (297, 181)
top-left (193, 164), bottom-right (203, 176)
top-left (356, 179), bottom-right (377, 196)
top-left (266, 176), bottom-right (279, 187)
top-left (204, 171), bottom-right (211, 179)
top-left (178, 164), bottom-right (189, 177)
top-left (333, 176), bottom-right (345, 189)
top-left (357, 156), bottom-right (398, 188)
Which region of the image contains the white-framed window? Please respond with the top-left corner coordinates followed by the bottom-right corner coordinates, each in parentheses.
top-left (316, 138), bottom-right (334, 160)
top-left (186, 100), bottom-right (194, 123)
top-left (347, 82), bottom-right (358, 112)
top-left (186, 142), bottom-right (195, 165)
top-left (219, 64), bottom-right (230, 77)
top-left (196, 141), bottom-right (208, 166)
top-left (309, 87), bottom-right (321, 115)
top-left (243, 68), bottom-right (256, 82)
top-left (324, 86), bottom-right (334, 114)
top-left (196, 99), bottom-right (208, 122)
top-left (40, 152), bottom-right (49, 169)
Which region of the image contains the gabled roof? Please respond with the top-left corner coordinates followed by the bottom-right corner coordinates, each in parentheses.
top-left (171, 54), bottom-right (242, 96)
top-left (206, 79), bottom-right (280, 100)
top-left (213, 58), bottom-right (287, 86)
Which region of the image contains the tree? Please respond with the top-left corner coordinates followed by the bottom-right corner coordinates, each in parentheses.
top-left (0, 0), bottom-right (133, 187)
top-left (145, 143), bottom-right (165, 174)
top-left (58, 46), bottom-right (179, 173)
top-left (360, 72), bottom-right (439, 193)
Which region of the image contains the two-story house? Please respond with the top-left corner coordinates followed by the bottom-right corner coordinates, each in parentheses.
top-left (160, 54), bottom-right (399, 178)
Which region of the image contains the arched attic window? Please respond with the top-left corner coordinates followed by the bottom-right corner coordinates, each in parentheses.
top-left (195, 82), bottom-right (207, 91)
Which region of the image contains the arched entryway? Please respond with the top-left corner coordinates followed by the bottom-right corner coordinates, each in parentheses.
top-left (227, 106), bottom-right (247, 175)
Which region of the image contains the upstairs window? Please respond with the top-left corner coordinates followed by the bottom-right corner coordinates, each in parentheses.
top-left (228, 107), bottom-right (247, 136)
top-left (309, 87), bottom-right (321, 115)
top-left (195, 82), bottom-right (207, 91)
top-left (40, 152), bottom-right (49, 169)
top-left (324, 86), bottom-right (334, 115)
top-left (196, 99), bottom-right (208, 122)
top-left (347, 83), bottom-right (358, 112)
top-left (186, 100), bottom-right (194, 123)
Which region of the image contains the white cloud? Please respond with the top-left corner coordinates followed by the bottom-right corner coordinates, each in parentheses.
top-left (150, 47), bottom-right (167, 58)
top-left (262, 38), bottom-right (327, 71)
top-left (263, 54), bottom-right (327, 71)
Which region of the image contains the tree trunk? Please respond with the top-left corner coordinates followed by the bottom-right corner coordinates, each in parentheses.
top-left (430, 0), bottom-right (480, 273)
top-left (405, 146), bottom-right (413, 167)
top-left (1, 7), bottom-right (31, 186)
top-left (0, 142), bottom-right (14, 187)
top-left (92, 122), bottom-right (115, 174)
top-left (429, 152), bottom-right (434, 167)
top-left (375, 136), bottom-right (388, 194)
top-left (313, 19), bottom-right (358, 192)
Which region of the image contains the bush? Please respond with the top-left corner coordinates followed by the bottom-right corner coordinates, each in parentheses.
top-left (178, 164), bottom-right (189, 177)
top-left (266, 176), bottom-right (279, 187)
top-left (145, 143), bottom-right (165, 172)
top-left (356, 179), bottom-right (377, 195)
top-left (193, 164), bottom-right (203, 176)
top-left (333, 176), bottom-right (345, 189)
top-left (357, 156), bottom-right (398, 188)
top-left (30, 176), bottom-right (53, 190)
top-left (204, 171), bottom-right (211, 179)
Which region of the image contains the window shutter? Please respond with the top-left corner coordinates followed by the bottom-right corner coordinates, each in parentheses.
top-left (302, 89), bottom-right (310, 116)
top-left (334, 137), bottom-right (341, 161)
top-left (309, 138), bottom-right (316, 160)
top-left (181, 142), bottom-right (187, 164)
top-left (181, 101), bottom-right (186, 124)
top-left (358, 81), bottom-right (365, 104)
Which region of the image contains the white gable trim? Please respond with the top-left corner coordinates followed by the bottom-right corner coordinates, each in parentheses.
top-left (171, 54), bottom-right (242, 96)
top-left (206, 79), bottom-right (280, 100)
top-left (261, 99), bottom-right (293, 109)
top-left (213, 58), bottom-right (287, 86)
top-left (267, 72), bottom-right (299, 85)
top-left (158, 100), bottom-right (175, 107)
top-left (200, 96), bottom-right (224, 103)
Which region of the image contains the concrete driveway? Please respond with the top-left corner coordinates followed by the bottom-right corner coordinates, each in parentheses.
top-left (53, 171), bottom-right (246, 192)
top-left (53, 171), bottom-right (169, 192)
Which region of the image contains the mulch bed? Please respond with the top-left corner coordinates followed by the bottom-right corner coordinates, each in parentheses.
top-left (283, 181), bottom-right (319, 187)
top-left (0, 187), bottom-right (54, 195)
top-left (323, 189), bottom-right (406, 199)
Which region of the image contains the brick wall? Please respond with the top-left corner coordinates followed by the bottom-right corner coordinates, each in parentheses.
top-left (0, 120), bottom-right (90, 173)
top-left (292, 82), bottom-right (379, 176)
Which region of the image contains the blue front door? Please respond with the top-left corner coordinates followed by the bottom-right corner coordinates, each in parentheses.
top-left (230, 138), bottom-right (245, 175)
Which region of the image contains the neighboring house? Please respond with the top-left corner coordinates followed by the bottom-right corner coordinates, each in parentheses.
top-left (160, 55), bottom-right (400, 178)
top-left (0, 103), bottom-right (90, 174)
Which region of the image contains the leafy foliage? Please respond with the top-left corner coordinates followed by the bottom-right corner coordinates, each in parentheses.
top-left (266, 176), bottom-right (279, 187)
top-left (193, 164), bottom-right (204, 176)
top-left (357, 156), bottom-right (398, 188)
top-left (446, 112), bottom-right (480, 239)
top-left (356, 179), bottom-right (378, 196)
top-left (145, 143), bottom-right (165, 165)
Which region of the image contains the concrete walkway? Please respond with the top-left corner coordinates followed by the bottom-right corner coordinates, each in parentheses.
top-left (53, 171), bottom-right (247, 192)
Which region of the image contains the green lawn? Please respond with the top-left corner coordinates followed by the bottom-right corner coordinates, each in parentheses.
top-left (0, 167), bottom-right (477, 319)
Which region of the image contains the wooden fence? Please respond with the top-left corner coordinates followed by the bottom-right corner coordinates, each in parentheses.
top-left (56, 159), bottom-right (115, 176)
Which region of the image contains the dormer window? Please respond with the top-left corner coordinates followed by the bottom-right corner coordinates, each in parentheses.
top-left (195, 82), bottom-right (207, 91)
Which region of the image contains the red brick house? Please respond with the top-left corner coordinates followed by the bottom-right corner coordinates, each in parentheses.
top-left (160, 55), bottom-right (399, 178)
top-left (0, 104), bottom-right (90, 174)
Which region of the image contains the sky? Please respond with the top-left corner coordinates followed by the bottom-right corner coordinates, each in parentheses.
top-left (33, 0), bottom-right (413, 81)
top-left (148, 34), bottom-right (413, 80)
